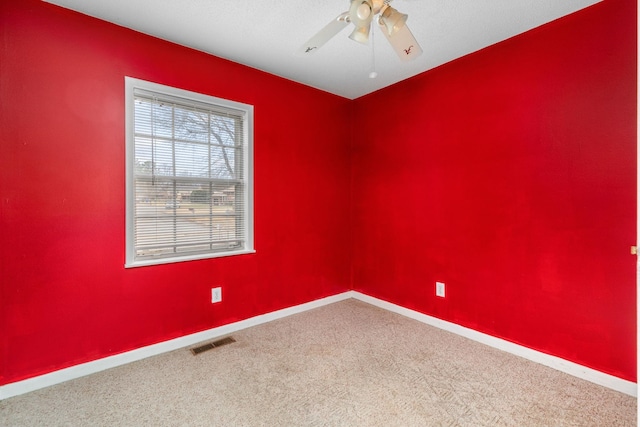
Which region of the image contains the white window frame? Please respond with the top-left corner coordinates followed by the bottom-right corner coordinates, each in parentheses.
top-left (125, 77), bottom-right (254, 268)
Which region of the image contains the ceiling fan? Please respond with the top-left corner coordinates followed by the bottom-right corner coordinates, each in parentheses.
top-left (298, 0), bottom-right (422, 61)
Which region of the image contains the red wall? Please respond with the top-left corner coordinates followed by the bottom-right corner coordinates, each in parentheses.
top-left (351, 0), bottom-right (637, 381)
top-left (1, 0), bottom-right (637, 387)
top-left (0, 1), bottom-right (352, 385)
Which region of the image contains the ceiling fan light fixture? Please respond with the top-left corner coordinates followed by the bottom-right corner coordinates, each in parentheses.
top-left (379, 6), bottom-right (408, 36)
top-left (356, 3), bottom-right (371, 20)
top-left (349, 24), bottom-right (370, 44)
top-left (298, 0), bottom-right (422, 63)
top-left (349, 0), bottom-right (373, 28)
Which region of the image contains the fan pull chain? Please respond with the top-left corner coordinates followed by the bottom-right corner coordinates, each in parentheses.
top-left (369, 24), bottom-right (378, 79)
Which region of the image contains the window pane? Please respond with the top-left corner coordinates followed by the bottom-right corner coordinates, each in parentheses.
top-left (134, 100), bottom-right (152, 134)
top-left (134, 137), bottom-right (153, 176)
top-left (210, 115), bottom-right (238, 147)
top-left (175, 142), bottom-right (209, 178)
top-left (152, 140), bottom-right (174, 176)
top-left (174, 107), bottom-right (209, 143)
top-left (151, 103), bottom-right (173, 138)
top-left (211, 146), bottom-right (236, 179)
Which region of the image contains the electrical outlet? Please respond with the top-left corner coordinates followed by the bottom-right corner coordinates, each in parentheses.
top-left (211, 287), bottom-right (222, 303)
top-left (435, 282), bottom-right (445, 298)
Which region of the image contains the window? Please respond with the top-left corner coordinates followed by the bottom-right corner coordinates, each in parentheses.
top-left (125, 77), bottom-right (254, 267)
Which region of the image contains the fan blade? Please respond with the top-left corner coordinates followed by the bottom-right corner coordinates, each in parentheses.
top-left (296, 12), bottom-right (350, 56)
top-left (379, 22), bottom-right (422, 61)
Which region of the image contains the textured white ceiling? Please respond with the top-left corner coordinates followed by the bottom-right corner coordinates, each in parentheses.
top-left (44, 0), bottom-right (602, 99)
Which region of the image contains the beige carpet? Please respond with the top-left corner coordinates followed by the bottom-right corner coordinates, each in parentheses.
top-left (0, 299), bottom-right (636, 426)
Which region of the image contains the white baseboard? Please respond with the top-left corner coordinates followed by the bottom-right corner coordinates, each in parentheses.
top-left (0, 292), bottom-right (353, 400)
top-left (350, 291), bottom-right (637, 397)
top-left (1, 290), bottom-right (635, 399)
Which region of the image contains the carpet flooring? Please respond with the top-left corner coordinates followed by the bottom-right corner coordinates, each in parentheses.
top-left (0, 299), bottom-right (636, 426)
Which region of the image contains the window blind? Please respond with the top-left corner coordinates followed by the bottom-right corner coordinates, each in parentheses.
top-left (126, 79), bottom-right (253, 266)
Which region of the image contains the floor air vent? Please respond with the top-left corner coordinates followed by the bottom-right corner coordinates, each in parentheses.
top-left (190, 336), bottom-right (236, 355)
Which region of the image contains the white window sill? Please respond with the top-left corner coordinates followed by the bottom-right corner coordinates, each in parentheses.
top-left (125, 249), bottom-right (256, 269)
